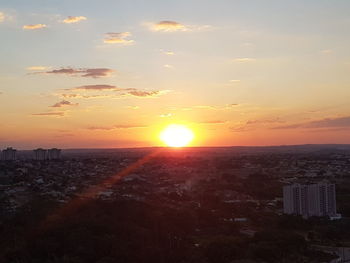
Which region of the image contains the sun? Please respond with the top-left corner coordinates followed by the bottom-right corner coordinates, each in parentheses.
top-left (160, 124), bottom-right (194, 147)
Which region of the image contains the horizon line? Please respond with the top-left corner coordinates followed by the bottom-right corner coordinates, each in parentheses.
top-left (3, 143), bottom-right (350, 151)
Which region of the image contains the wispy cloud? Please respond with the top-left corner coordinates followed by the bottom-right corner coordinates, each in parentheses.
top-left (50, 100), bottom-right (78, 108)
top-left (63, 16), bottom-right (87, 24)
top-left (230, 125), bottom-right (252, 132)
top-left (31, 112), bottom-right (65, 117)
top-left (148, 21), bottom-right (188, 32)
top-left (0, 12), bottom-right (5, 22)
top-left (35, 67), bottom-right (114, 78)
top-left (199, 120), bottom-right (226, 124)
top-left (61, 93), bottom-right (111, 99)
top-left (26, 66), bottom-right (49, 71)
top-left (54, 133), bottom-right (75, 138)
top-left (160, 50), bottom-right (175, 55)
top-left (182, 104), bottom-right (239, 111)
top-left (126, 106), bottom-right (140, 110)
top-left (321, 49), bottom-right (333, 54)
top-left (146, 21), bottom-right (213, 32)
top-left (272, 116), bottom-right (350, 130)
top-left (23, 24), bottom-right (46, 30)
top-left (64, 85), bottom-right (166, 98)
top-left (159, 113), bottom-right (173, 118)
top-left (127, 90), bottom-right (161, 97)
top-left (103, 32), bottom-right (134, 44)
top-left (233, 58), bottom-right (256, 63)
top-left (230, 118), bottom-right (284, 132)
top-left (87, 124), bottom-right (147, 130)
top-left (192, 105), bottom-right (216, 110)
top-left (0, 11), bottom-right (13, 23)
top-left (70, 84), bottom-right (118, 91)
top-left (225, 104), bottom-right (239, 108)
top-left (247, 118), bottom-right (285, 125)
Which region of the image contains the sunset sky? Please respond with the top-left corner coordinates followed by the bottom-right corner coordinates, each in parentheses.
top-left (0, 0), bottom-right (350, 149)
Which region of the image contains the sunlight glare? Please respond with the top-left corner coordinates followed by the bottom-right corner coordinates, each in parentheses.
top-left (160, 124), bottom-right (194, 147)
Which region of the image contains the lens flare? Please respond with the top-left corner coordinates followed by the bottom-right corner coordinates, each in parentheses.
top-left (160, 124), bottom-right (194, 147)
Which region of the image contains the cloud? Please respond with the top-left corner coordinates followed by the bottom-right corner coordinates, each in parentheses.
top-left (192, 105), bottom-right (216, 110)
top-left (230, 118), bottom-right (284, 132)
top-left (272, 116), bottom-right (350, 130)
top-left (246, 118), bottom-right (284, 125)
top-left (54, 133), bottom-right (75, 138)
top-left (103, 32), bottom-right (134, 44)
top-left (81, 68), bottom-right (114, 78)
top-left (149, 21), bottom-right (187, 32)
top-left (321, 49), bottom-right (333, 54)
top-left (146, 21), bottom-right (213, 32)
top-left (159, 113), bottom-right (173, 118)
top-left (61, 93), bottom-right (111, 99)
top-left (126, 106), bottom-right (140, 110)
top-left (230, 79), bottom-right (241, 83)
top-left (127, 90), bottom-right (160, 97)
top-left (87, 124), bottom-right (147, 130)
top-left (62, 94), bottom-right (80, 98)
top-left (233, 58), bottom-right (256, 63)
top-left (163, 64), bottom-right (174, 69)
top-left (225, 104), bottom-right (239, 108)
top-left (26, 66), bottom-right (49, 71)
top-left (161, 50), bottom-right (175, 55)
top-left (230, 125), bottom-right (252, 132)
top-left (0, 12), bottom-right (13, 23)
top-left (64, 85), bottom-right (166, 98)
top-left (50, 100), bottom-right (78, 108)
top-left (63, 16), bottom-right (87, 24)
top-left (32, 112), bottom-right (65, 117)
top-left (0, 12), bottom-right (5, 22)
top-left (39, 67), bottom-right (114, 78)
top-left (23, 24), bottom-right (47, 30)
top-left (60, 93), bottom-right (111, 99)
top-left (199, 120), bottom-right (226, 124)
top-left (71, 84), bottom-right (118, 91)
top-left (184, 104), bottom-right (239, 111)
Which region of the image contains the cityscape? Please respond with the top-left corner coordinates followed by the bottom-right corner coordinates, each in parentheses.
top-left (1, 145), bottom-right (350, 262)
top-left (1, 147), bottom-right (62, 161)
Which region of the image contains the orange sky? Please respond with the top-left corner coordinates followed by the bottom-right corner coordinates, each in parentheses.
top-left (0, 0), bottom-right (350, 149)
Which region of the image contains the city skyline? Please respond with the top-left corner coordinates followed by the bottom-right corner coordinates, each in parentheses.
top-left (1, 0), bottom-right (350, 148)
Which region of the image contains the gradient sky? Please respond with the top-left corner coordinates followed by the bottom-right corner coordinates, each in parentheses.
top-left (0, 0), bottom-right (350, 149)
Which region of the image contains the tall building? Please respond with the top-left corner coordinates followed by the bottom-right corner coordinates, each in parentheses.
top-left (34, 148), bottom-right (47, 160)
top-left (2, 147), bottom-right (17, 161)
top-left (283, 182), bottom-right (338, 218)
top-left (48, 148), bottom-right (61, 160)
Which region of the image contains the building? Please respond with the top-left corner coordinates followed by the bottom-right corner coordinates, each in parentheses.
top-left (34, 148), bottom-right (47, 160)
top-left (48, 148), bottom-right (61, 160)
top-left (283, 182), bottom-right (339, 218)
top-left (2, 147), bottom-right (17, 161)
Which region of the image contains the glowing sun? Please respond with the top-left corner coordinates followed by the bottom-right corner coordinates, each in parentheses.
top-left (160, 124), bottom-right (194, 147)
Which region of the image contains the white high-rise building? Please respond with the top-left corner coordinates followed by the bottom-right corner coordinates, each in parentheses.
top-left (2, 147), bottom-right (17, 161)
top-left (34, 148), bottom-right (47, 160)
top-left (48, 148), bottom-right (61, 160)
top-left (283, 182), bottom-right (338, 218)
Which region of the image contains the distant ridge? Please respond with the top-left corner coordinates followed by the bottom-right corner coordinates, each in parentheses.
top-left (9, 144), bottom-right (350, 159)
top-left (16, 144), bottom-right (350, 152)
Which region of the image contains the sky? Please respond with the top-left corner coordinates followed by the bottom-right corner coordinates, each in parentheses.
top-left (0, 0), bottom-right (350, 149)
